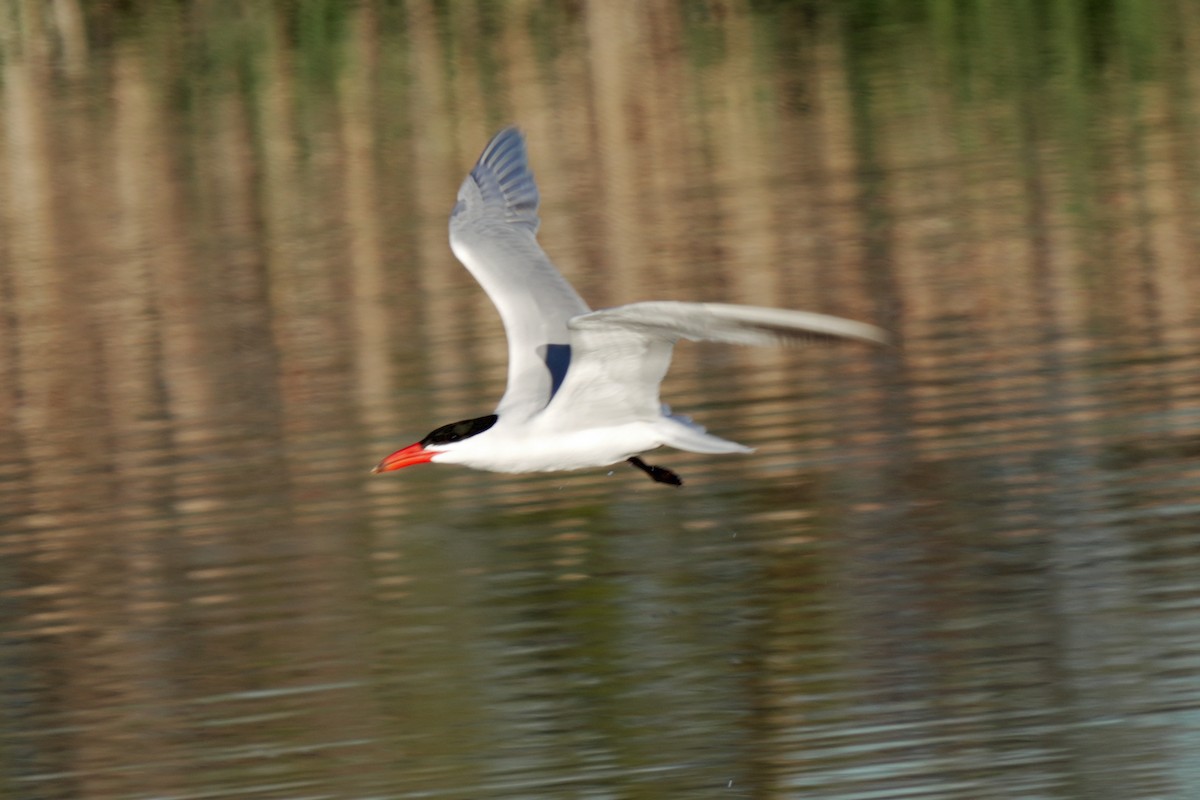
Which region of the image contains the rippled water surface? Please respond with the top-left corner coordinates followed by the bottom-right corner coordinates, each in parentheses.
top-left (3, 2), bottom-right (1200, 798)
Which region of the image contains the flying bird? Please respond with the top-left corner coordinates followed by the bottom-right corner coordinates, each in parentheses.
top-left (373, 128), bottom-right (888, 486)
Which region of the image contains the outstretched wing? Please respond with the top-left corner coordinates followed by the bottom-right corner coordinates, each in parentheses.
top-left (537, 301), bottom-right (890, 427)
top-left (448, 128), bottom-right (590, 420)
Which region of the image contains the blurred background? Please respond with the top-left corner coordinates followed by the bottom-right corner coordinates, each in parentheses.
top-left (2, 1), bottom-right (1199, 797)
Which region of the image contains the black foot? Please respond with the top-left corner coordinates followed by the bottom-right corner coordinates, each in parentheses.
top-left (628, 456), bottom-right (683, 486)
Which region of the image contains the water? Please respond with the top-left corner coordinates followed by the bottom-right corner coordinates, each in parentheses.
top-left (2, 2), bottom-right (1200, 798)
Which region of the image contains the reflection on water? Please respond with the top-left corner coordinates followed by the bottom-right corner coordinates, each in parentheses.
top-left (3, 1), bottom-right (1200, 798)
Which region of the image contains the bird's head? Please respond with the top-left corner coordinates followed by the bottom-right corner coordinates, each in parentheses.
top-left (372, 414), bottom-right (499, 473)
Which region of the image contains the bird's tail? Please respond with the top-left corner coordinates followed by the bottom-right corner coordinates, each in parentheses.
top-left (658, 412), bottom-right (754, 455)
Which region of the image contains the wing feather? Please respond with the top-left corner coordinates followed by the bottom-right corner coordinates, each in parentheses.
top-left (538, 301), bottom-right (888, 427)
top-left (448, 128), bottom-right (590, 420)
top-left (569, 301), bottom-right (890, 348)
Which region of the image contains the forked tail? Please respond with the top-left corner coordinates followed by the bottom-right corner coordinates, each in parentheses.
top-left (658, 414), bottom-right (754, 455)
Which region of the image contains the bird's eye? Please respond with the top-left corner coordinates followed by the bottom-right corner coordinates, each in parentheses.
top-left (421, 414), bottom-right (498, 446)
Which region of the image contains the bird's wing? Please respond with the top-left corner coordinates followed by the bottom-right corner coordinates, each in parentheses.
top-left (537, 301), bottom-right (890, 427)
top-left (448, 127), bottom-right (590, 421)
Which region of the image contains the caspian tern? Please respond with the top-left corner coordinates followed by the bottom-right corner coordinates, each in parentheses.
top-left (373, 127), bottom-right (888, 486)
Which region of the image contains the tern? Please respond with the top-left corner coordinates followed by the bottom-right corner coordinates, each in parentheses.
top-left (373, 127), bottom-right (888, 486)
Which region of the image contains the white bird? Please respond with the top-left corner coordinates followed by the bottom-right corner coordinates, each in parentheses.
top-left (373, 127), bottom-right (888, 486)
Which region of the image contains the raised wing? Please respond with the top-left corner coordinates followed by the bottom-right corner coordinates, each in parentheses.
top-left (449, 128), bottom-right (590, 420)
top-left (537, 301), bottom-right (890, 427)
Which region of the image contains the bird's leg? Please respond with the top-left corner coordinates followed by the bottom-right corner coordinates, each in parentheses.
top-left (628, 456), bottom-right (683, 487)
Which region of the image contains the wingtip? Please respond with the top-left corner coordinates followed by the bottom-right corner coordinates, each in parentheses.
top-left (863, 325), bottom-right (895, 348)
top-left (463, 125), bottom-right (541, 232)
top-left (479, 125), bottom-right (527, 162)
